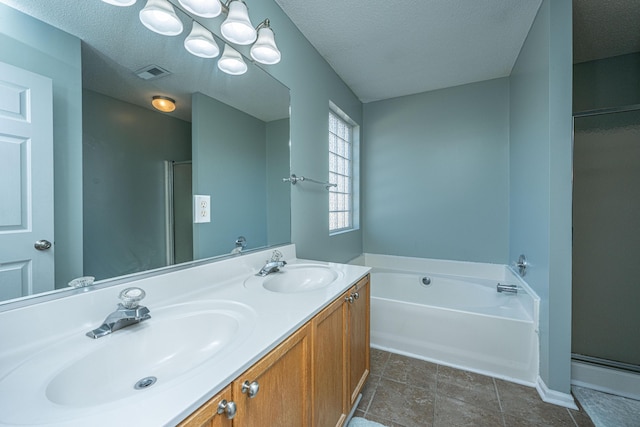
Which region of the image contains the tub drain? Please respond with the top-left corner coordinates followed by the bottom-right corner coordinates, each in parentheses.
top-left (134, 376), bottom-right (157, 390)
top-left (420, 276), bottom-right (432, 286)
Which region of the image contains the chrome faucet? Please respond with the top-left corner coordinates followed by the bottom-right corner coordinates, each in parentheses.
top-left (256, 250), bottom-right (286, 276)
top-left (86, 287), bottom-right (151, 339)
top-left (497, 283), bottom-right (518, 294)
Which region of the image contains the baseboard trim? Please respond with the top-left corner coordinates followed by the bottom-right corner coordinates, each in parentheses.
top-left (536, 376), bottom-right (578, 409)
top-left (571, 360), bottom-right (640, 401)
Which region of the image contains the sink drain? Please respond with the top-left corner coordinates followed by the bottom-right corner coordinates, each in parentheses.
top-left (134, 376), bottom-right (157, 390)
top-left (420, 276), bottom-right (432, 286)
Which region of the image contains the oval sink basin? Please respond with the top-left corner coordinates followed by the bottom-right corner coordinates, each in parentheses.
top-left (0, 300), bottom-right (256, 419)
top-left (245, 264), bottom-right (340, 293)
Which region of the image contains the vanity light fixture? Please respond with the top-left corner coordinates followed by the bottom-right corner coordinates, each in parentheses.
top-left (184, 21), bottom-right (220, 58)
top-left (178, 0), bottom-right (221, 18)
top-left (103, 0), bottom-right (281, 73)
top-left (139, 0), bottom-right (184, 36)
top-left (151, 96), bottom-right (176, 112)
top-left (220, 0), bottom-right (256, 45)
top-left (101, 0), bottom-right (137, 5)
top-left (217, 44), bottom-right (247, 75)
top-left (250, 19), bottom-right (281, 65)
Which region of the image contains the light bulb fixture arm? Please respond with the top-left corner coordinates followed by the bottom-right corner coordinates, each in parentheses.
top-left (220, 0), bottom-right (230, 14)
top-left (255, 18), bottom-right (271, 32)
top-left (220, 0), bottom-right (249, 14)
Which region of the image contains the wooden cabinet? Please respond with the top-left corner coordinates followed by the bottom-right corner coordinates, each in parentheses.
top-left (232, 323), bottom-right (311, 427)
top-left (311, 274), bottom-right (370, 427)
top-left (178, 385), bottom-right (234, 427)
top-left (180, 274), bottom-right (369, 427)
top-left (347, 275), bottom-right (370, 408)
top-left (311, 293), bottom-right (348, 427)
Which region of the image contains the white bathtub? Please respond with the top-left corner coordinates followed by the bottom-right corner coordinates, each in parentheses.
top-left (357, 254), bottom-right (539, 384)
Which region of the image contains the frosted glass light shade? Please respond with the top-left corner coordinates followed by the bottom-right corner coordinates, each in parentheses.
top-left (152, 96), bottom-right (176, 112)
top-left (101, 0), bottom-right (137, 6)
top-left (220, 1), bottom-right (256, 45)
top-left (184, 21), bottom-right (220, 58)
top-left (139, 0), bottom-right (183, 36)
top-left (250, 26), bottom-right (281, 64)
top-left (218, 45), bottom-right (247, 75)
top-left (178, 0), bottom-right (221, 18)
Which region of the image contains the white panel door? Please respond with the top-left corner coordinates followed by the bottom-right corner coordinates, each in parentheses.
top-left (0, 61), bottom-right (54, 300)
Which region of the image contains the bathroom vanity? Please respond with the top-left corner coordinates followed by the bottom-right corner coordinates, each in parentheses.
top-left (179, 274), bottom-right (369, 426)
top-left (0, 245), bottom-right (370, 426)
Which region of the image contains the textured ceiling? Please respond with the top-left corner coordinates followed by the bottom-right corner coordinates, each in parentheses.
top-left (4, 0), bottom-right (638, 111)
top-left (274, 0), bottom-right (543, 103)
top-left (275, 0), bottom-right (640, 103)
top-left (573, 0), bottom-right (640, 63)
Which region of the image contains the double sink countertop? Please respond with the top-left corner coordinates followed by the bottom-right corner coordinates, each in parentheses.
top-left (0, 245), bottom-right (370, 426)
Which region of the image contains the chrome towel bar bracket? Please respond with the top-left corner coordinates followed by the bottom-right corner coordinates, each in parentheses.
top-left (282, 174), bottom-right (337, 190)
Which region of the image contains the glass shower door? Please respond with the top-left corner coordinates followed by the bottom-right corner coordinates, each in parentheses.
top-left (572, 109), bottom-right (640, 371)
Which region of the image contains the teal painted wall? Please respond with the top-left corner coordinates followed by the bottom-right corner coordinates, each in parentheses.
top-left (228, 2), bottom-right (364, 262)
top-left (509, 0), bottom-right (573, 393)
top-left (266, 118), bottom-right (291, 246)
top-left (192, 93), bottom-right (268, 258)
top-left (574, 52), bottom-right (640, 112)
top-left (82, 89), bottom-right (191, 280)
top-left (361, 78), bottom-right (510, 263)
top-left (0, 3), bottom-right (83, 289)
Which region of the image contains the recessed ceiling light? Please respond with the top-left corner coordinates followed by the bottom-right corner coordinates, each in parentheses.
top-left (151, 96), bottom-right (176, 112)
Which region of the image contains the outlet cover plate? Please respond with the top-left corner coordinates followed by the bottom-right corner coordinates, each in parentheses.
top-left (194, 195), bottom-right (210, 223)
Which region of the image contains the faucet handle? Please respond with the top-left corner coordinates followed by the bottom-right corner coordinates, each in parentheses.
top-left (270, 250), bottom-right (283, 262)
top-left (119, 287), bottom-right (146, 309)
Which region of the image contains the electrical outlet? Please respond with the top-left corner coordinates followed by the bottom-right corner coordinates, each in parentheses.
top-left (194, 195), bottom-right (211, 223)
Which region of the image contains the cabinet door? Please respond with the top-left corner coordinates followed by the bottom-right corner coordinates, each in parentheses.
top-left (233, 323), bottom-right (311, 427)
top-left (348, 275), bottom-right (370, 407)
top-left (178, 384), bottom-right (234, 427)
top-left (312, 293), bottom-right (348, 427)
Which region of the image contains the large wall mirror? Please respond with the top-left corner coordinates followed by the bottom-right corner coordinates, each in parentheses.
top-left (0, 0), bottom-right (291, 307)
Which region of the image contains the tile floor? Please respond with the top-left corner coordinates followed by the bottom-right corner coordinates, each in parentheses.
top-left (355, 349), bottom-right (595, 427)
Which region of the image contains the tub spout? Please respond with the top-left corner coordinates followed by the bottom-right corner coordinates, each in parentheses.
top-left (497, 283), bottom-right (518, 294)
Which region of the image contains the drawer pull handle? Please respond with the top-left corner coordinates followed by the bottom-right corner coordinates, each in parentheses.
top-left (345, 295), bottom-right (354, 304)
top-left (242, 380), bottom-right (260, 398)
top-left (217, 400), bottom-right (237, 419)
top-left (353, 292), bottom-right (360, 300)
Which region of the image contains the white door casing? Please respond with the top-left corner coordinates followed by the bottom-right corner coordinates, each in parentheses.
top-left (0, 61), bottom-right (54, 300)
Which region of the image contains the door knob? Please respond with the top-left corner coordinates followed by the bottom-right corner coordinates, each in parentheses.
top-left (34, 240), bottom-right (52, 250)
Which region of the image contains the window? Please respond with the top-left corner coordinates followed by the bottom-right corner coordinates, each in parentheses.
top-left (329, 108), bottom-right (357, 233)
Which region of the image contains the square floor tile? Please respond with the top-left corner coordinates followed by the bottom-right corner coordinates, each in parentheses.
top-left (496, 380), bottom-right (575, 426)
top-left (367, 378), bottom-right (434, 426)
top-left (436, 365), bottom-right (500, 410)
top-left (382, 353), bottom-right (437, 391)
top-left (370, 348), bottom-right (391, 377)
top-left (434, 394), bottom-right (504, 427)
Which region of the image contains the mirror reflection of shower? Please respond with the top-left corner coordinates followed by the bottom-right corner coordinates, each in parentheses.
top-left (165, 160), bottom-right (193, 265)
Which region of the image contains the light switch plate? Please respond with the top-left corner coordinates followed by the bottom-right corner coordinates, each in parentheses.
top-left (194, 195), bottom-right (210, 223)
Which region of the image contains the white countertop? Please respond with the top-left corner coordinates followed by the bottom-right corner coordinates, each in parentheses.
top-left (0, 245), bottom-right (370, 426)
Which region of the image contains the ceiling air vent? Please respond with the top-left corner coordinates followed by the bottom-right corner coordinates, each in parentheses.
top-left (135, 65), bottom-right (172, 81)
